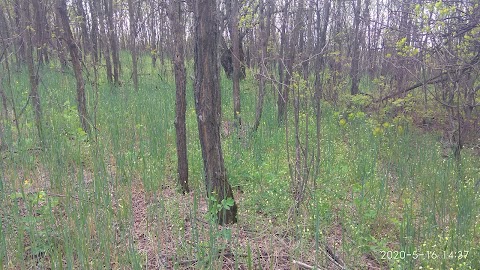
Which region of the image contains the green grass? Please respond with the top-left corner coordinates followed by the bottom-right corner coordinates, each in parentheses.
top-left (0, 54), bottom-right (479, 269)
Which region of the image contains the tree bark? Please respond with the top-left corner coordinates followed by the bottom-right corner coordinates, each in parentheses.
top-left (31, 0), bottom-right (49, 65)
top-left (53, 7), bottom-right (68, 71)
top-left (149, 0), bottom-right (157, 68)
top-left (88, 0), bottom-right (99, 63)
top-left (98, 0), bottom-right (113, 83)
top-left (194, 0), bottom-right (237, 224)
top-left (229, 0), bottom-right (242, 127)
top-left (350, 0), bottom-right (362, 95)
top-left (127, 0), bottom-right (139, 91)
top-left (277, 2), bottom-right (289, 124)
top-left (75, 0), bottom-right (90, 60)
top-left (105, 0), bottom-right (120, 85)
top-left (13, 0), bottom-right (26, 67)
top-left (253, 0), bottom-right (272, 132)
top-left (22, 0), bottom-right (43, 144)
top-left (169, 0), bottom-right (189, 194)
top-left (57, 0), bottom-right (90, 135)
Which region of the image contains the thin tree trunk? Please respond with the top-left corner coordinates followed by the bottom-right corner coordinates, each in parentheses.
top-left (277, 2), bottom-right (288, 124)
top-left (57, 0), bottom-right (90, 135)
top-left (194, 0), bottom-right (237, 224)
top-left (88, 0), bottom-right (99, 63)
top-left (230, 0), bottom-right (242, 127)
top-left (313, 0), bottom-right (330, 184)
top-left (22, 0), bottom-right (43, 144)
top-left (253, 0), bottom-right (272, 132)
top-left (13, 0), bottom-right (25, 68)
top-left (105, 0), bottom-right (120, 85)
top-left (31, 0), bottom-right (48, 65)
top-left (149, 0), bottom-right (157, 68)
top-left (98, 0), bottom-right (113, 83)
top-left (350, 0), bottom-right (362, 95)
top-left (75, 0), bottom-right (90, 60)
top-left (169, 0), bottom-right (189, 194)
top-left (127, 0), bottom-right (138, 91)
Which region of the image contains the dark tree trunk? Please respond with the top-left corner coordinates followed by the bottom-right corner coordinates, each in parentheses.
top-left (88, 0), bottom-right (99, 63)
top-left (22, 0), bottom-right (43, 144)
top-left (277, 2), bottom-right (289, 124)
top-left (127, 0), bottom-right (139, 91)
top-left (0, 5), bottom-right (11, 78)
top-left (57, 0), bottom-right (90, 135)
top-left (31, 0), bottom-right (49, 65)
top-left (194, 0), bottom-right (237, 224)
top-left (105, 0), bottom-right (120, 85)
top-left (350, 0), bottom-right (362, 95)
top-left (74, 0), bottom-right (90, 60)
top-left (253, 0), bottom-right (272, 132)
top-left (54, 9), bottom-right (68, 71)
top-left (313, 0), bottom-right (330, 185)
top-left (14, 0), bottom-right (26, 67)
top-left (395, 1), bottom-right (412, 95)
top-left (169, 0), bottom-right (189, 194)
top-left (149, 0), bottom-right (157, 68)
top-left (98, 0), bottom-right (113, 83)
top-left (229, 0), bottom-right (242, 126)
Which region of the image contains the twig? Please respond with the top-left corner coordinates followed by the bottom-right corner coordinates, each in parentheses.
top-left (292, 259), bottom-right (318, 269)
top-left (325, 244), bottom-right (345, 269)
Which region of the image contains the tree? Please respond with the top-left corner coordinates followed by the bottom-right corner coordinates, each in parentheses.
top-left (194, 0), bottom-right (237, 224)
top-left (31, 0), bottom-right (49, 65)
top-left (96, 0), bottom-right (113, 83)
top-left (88, 0), bottom-right (99, 63)
top-left (276, 0), bottom-right (289, 123)
top-left (350, 0), bottom-right (362, 95)
top-left (169, 0), bottom-right (189, 194)
top-left (227, 0), bottom-right (242, 127)
top-left (22, 0), bottom-right (43, 144)
top-left (127, 0), bottom-right (139, 92)
top-left (75, 0), bottom-right (90, 60)
top-left (253, 0), bottom-right (273, 132)
top-left (105, 0), bottom-right (120, 85)
top-left (57, 0), bottom-right (90, 135)
top-left (149, 0), bottom-right (157, 68)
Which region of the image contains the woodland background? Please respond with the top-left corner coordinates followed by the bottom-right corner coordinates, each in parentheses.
top-left (0, 0), bottom-right (479, 269)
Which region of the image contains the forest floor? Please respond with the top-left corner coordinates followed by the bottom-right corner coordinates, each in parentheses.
top-left (129, 181), bottom-right (379, 270)
top-left (1, 65), bottom-right (479, 269)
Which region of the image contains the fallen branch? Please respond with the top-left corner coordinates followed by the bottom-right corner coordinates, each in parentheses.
top-left (292, 259), bottom-right (316, 269)
top-left (378, 72), bottom-right (447, 102)
top-left (378, 52), bottom-right (480, 102)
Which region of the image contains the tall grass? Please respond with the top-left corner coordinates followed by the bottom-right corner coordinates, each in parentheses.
top-left (0, 55), bottom-right (478, 269)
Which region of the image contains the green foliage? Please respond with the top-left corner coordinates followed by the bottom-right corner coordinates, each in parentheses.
top-left (1, 54), bottom-right (478, 269)
top-left (9, 187), bottom-right (59, 259)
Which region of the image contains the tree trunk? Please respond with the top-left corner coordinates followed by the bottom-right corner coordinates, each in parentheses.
top-left (13, 0), bottom-right (26, 67)
top-left (22, 0), bottom-right (43, 144)
top-left (53, 8), bottom-right (68, 71)
top-left (75, 0), bottom-right (90, 60)
top-left (350, 0), bottom-right (362, 95)
top-left (229, 0), bottom-right (242, 127)
top-left (194, 0), bottom-right (237, 224)
top-left (105, 0), bottom-right (120, 85)
top-left (57, 0), bottom-right (90, 135)
top-left (253, 0), bottom-right (272, 132)
top-left (277, 2), bottom-right (289, 124)
top-left (127, 0), bottom-right (139, 91)
top-left (98, 0), bottom-right (113, 83)
top-left (169, 0), bottom-right (189, 194)
top-left (149, 0), bottom-right (157, 68)
top-left (88, 0), bottom-right (99, 63)
top-left (31, 0), bottom-right (49, 65)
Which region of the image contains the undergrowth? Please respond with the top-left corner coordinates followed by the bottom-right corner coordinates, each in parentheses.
top-left (0, 55), bottom-right (478, 269)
